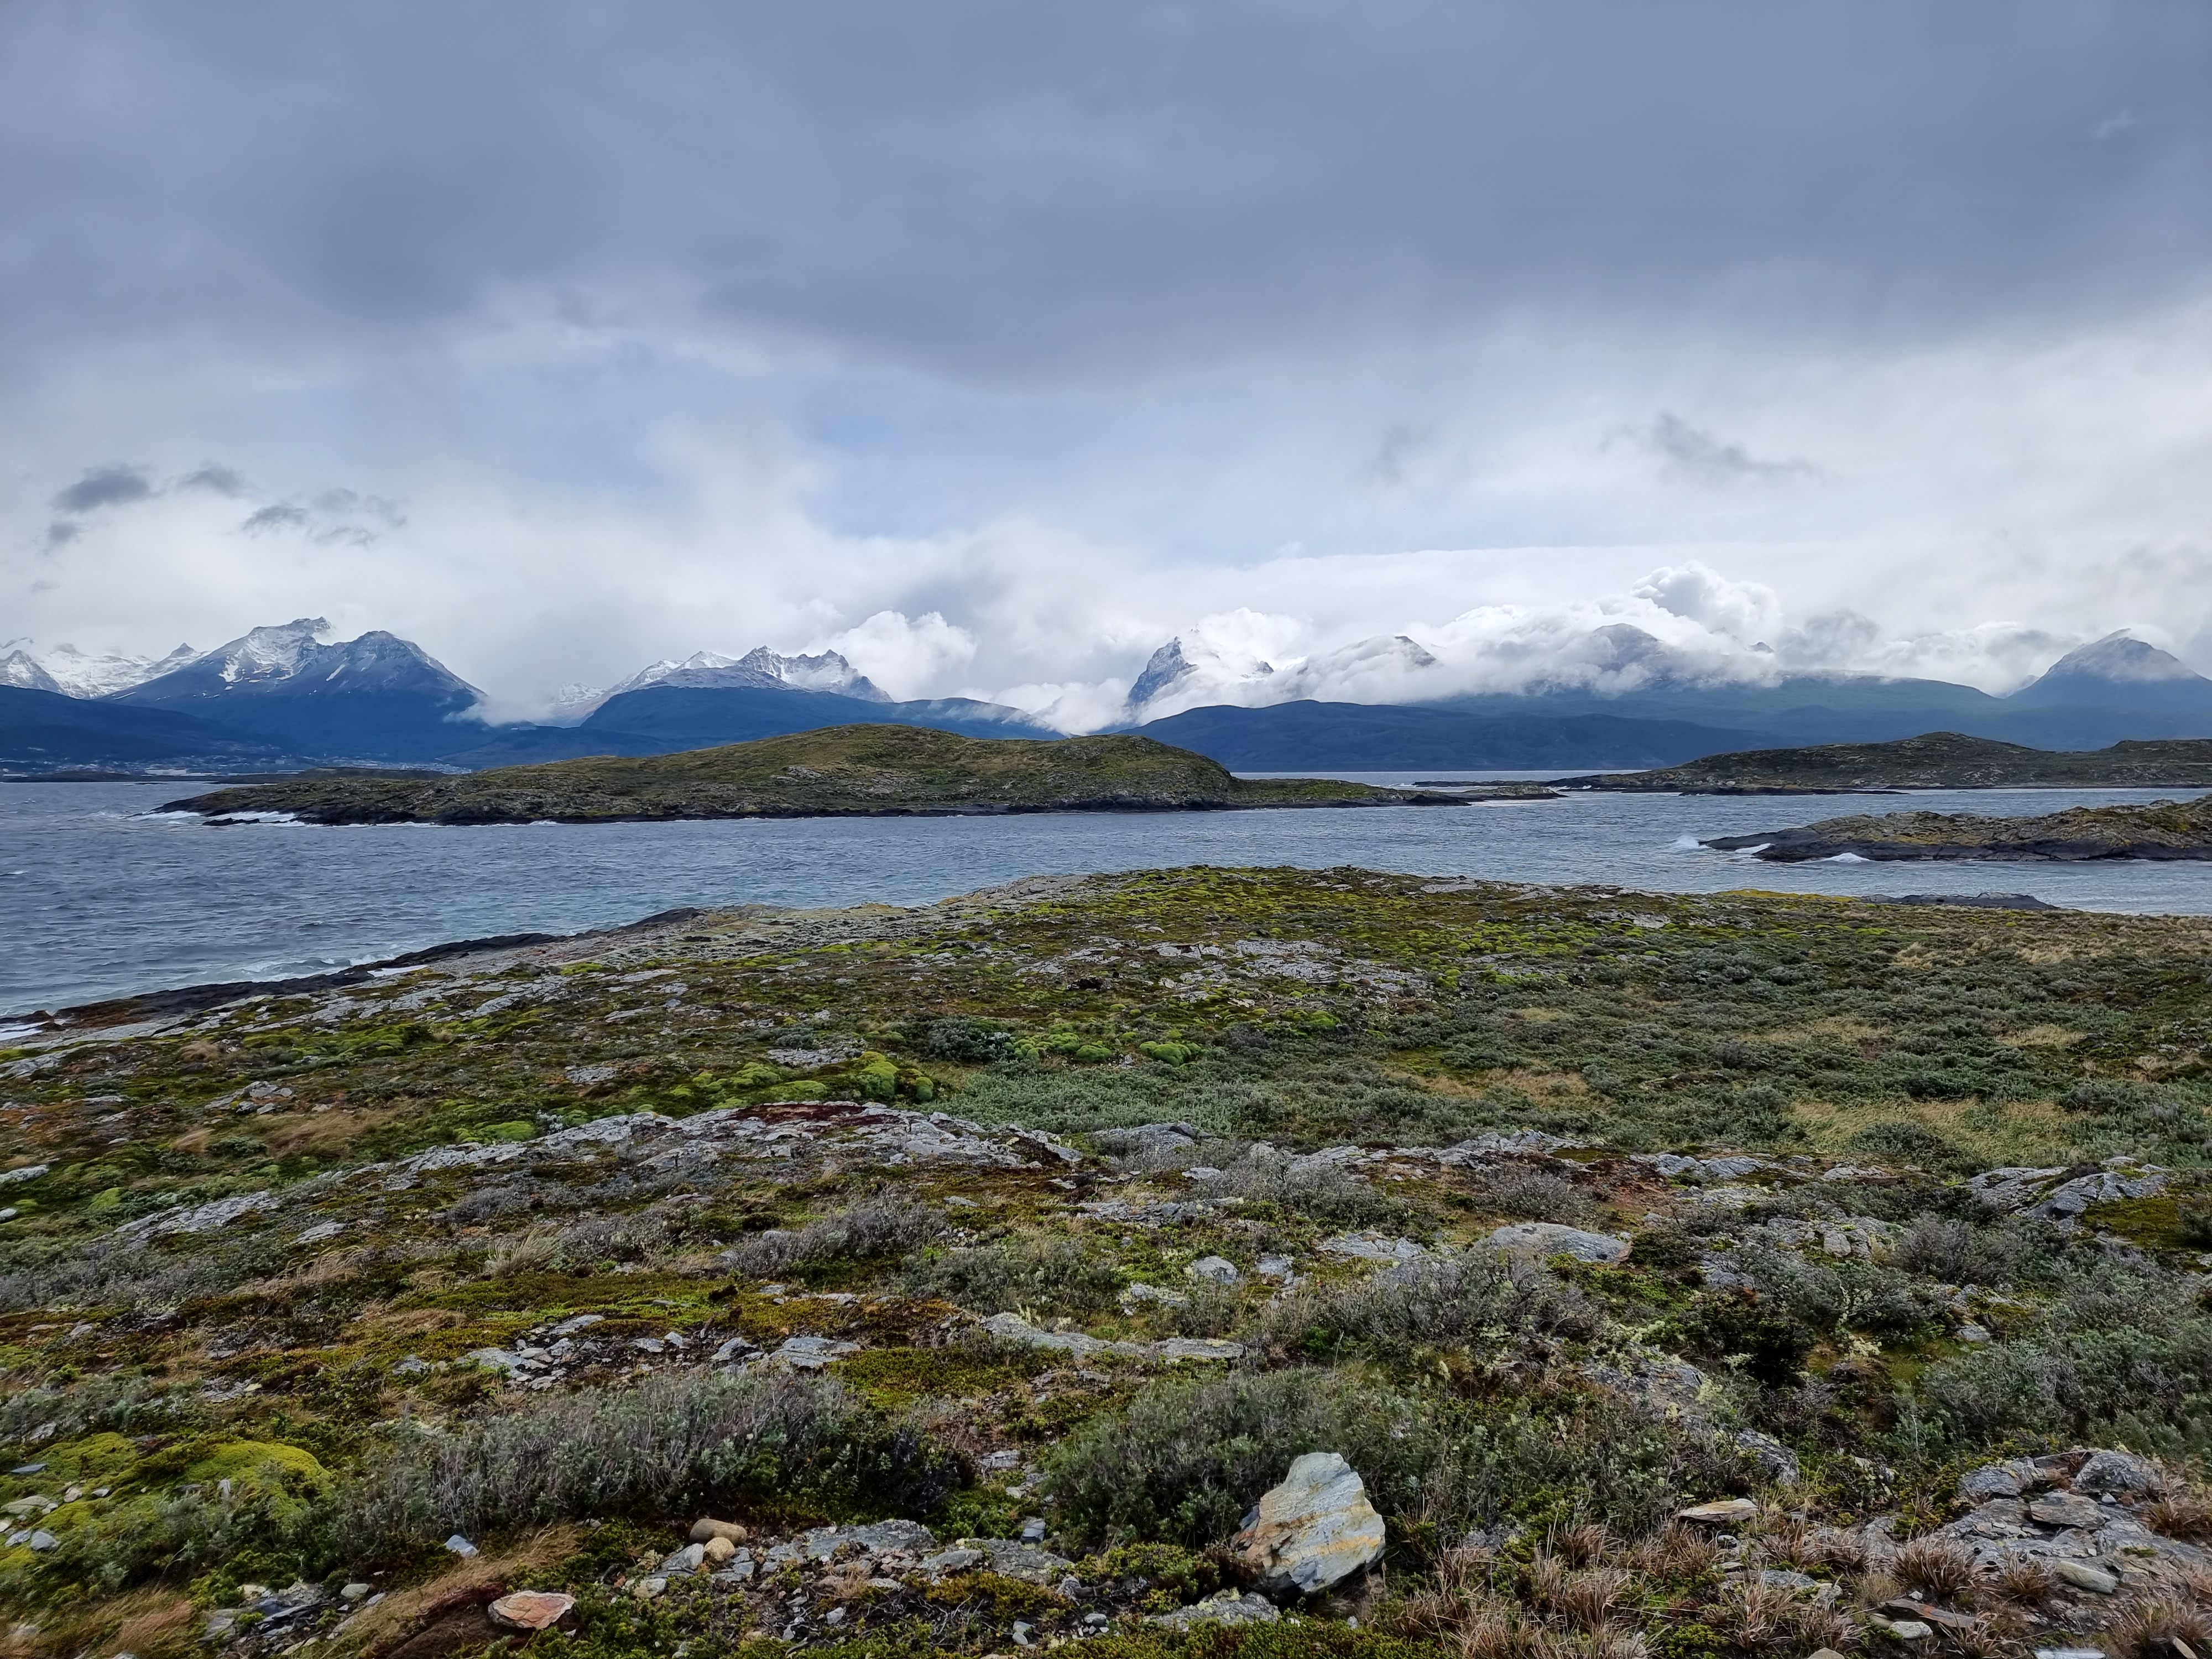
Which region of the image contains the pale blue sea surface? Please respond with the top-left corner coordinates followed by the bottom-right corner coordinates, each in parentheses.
top-left (4, 777), bottom-right (2210, 1016)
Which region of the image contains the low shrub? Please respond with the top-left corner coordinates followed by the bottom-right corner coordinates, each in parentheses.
top-left (335, 1369), bottom-right (964, 1562)
top-left (1047, 1367), bottom-right (1752, 1552)
top-left (1916, 1271), bottom-right (2212, 1451)
top-left (726, 1195), bottom-right (946, 1277)
top-left (905, 1235), bottom-right (1122, 1318)
top-left (1259, 1254), bottom-right (1600, 1366)
top-left (1044, 1368), bottom-right (1430, 1550)
top-left (1470, 1164), bottom-right (1599, 1227)
top-left (1891, 1214), bottom-right (2054, 1287)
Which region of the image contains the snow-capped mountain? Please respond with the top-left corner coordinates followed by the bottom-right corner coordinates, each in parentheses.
top-left (2007, 633), bottom-right (2212, 712)
top-left (0, 638), bottom-right (201, 698)
top-left (112, 618), bottom-right (488, 760)
top-left (0, 651), bottom-right (61, 694)
top-left (1123, 632), bottom-right (1441, 721)
top-left (556, 646), bottom-right (887, 721)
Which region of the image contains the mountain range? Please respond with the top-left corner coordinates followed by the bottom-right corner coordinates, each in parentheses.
top-left (6, 620), bottom-right (2211, 777)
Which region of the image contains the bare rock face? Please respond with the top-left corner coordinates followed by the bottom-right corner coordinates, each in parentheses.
top-left (1232, 1452), bottom-right (1386, 1598)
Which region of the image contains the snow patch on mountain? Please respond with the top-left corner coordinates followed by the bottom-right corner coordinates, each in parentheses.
top-left (0, 638), bottom-right (201, 698)
top-left (554, 647), bottom-right (888, 721)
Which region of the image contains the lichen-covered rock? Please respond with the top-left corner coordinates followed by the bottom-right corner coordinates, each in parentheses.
top-left (1318, 1232), bottom-right (1430, 1264)
top-left (2072, 1449), bottom-right (2160, 1496)
top-left (1488, 1221), bottom-right (1631, 1264)
top-left (1232, 1452), bottom-right (1386, 1597)
top-left (1152, 1592), bottom-right (1282, 1629)
top-left (1958, 1462), bottom-right (2027, 1502)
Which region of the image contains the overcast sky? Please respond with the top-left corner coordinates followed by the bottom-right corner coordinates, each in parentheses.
top-left (4, 2), bottom-right (2209, 721)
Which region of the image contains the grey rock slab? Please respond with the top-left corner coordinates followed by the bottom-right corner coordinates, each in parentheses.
top-left (1488, 1221), bottom-right (1631, 1264)
top-left (2052, 1559), bottom-right (2119, 1595)
top-left (1233, 1451), bottom-right (1386, 1597)
top-left (769, 1335), bottom-right (862, 1370)
top-left (1151, 1337), bottom-right (1247, 1363)
top-left (1319, 1231), bottom-right (1430, 1264)
top-left (2027, 1493), bottom-right (2107, 1530)
top-left (2033, 1168), bottom-right (2166, 1219)
top-left (1187, 1255), bottom-right (1240, 1285)
top-left (961, 1538), bottom-right (1076, 1584)
top-left (981, 1312), bottom-right (1143, 1360)
top-left (1677, 1499), bottom-right (1760, 1525)
top-left (1958, 1462), bottom-right (2027, 1502)
top-left (979, 1311), bottom-right (1243, 1364)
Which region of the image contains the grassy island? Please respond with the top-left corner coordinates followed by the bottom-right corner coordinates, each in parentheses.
top-left (1706, 792), bottom-right (2212, 861)
top-left (161, 725), bottom-right (1462, 825)
top-left (1568, 731), bottom-right (2212, 794)
top-left (3, 866), bottom-right (2212, 1659)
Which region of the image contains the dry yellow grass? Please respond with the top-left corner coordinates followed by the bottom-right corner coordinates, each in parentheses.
top-left (263, 1108), bottom-right (398, 1159)
top-left (2000, 1024), bottom-right (2086, 1048)
top-left (330, 1525), bottom-right (581, 1659)
top-left (0, 1589), bottom-right (196, 1659)
top-left (1786, 1094), bottom-right (2084, 1167)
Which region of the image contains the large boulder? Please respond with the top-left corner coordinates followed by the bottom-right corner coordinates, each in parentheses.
top-left (1232, 1452), bottom-right (1386, 1598)
top-left (2073, 1449), bottom-right (2161, 1496)
top-left (1489, 1222), bottom-right (1630, 1264)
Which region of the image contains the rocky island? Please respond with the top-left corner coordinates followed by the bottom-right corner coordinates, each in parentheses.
top-left (1705, 793), bottom-right (2212, 861)
top-left (161, 724), bottom-right (1479, 825)
top-left (1567, 731), bottom-right (2212, 793)
top-left (3, 866), bottom-right (2211, 1659)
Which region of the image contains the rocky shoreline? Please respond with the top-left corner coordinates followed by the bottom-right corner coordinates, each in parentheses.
top-left (1705, 798), bottom-right (2212, 862)
top-left (1572, 732), bottom-right (2212, 794)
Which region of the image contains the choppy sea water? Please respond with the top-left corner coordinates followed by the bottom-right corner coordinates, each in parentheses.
top-left (5, 776), bottom-right (2211, 1017)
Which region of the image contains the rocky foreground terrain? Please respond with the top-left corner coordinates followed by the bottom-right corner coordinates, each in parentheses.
top-left (2, 867), bottom-right (2211, 1659)
top-left (1705, 796), bottom-right (2212, 862)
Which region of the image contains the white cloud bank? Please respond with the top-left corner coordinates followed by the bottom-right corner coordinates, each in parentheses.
top-left (5, 5), bottom-right (2210, 731)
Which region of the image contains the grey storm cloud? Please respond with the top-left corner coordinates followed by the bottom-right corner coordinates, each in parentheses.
top-left (1639, 414), bottom-right (1820, 487)
top-left (2, 3), bottom-right (2209, 711)
top-left (240, 503), bottom-right (310, 535)
top-left (0, 2), bottom-right (2206, 384)
top-left (51, 465), bottom-right (154, 514)
top-left (179, 463), bottom-right (251, 498)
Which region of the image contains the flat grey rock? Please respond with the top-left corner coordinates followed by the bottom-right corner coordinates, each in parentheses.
top-left (1488, 1221), bottom-right (1630, 1264)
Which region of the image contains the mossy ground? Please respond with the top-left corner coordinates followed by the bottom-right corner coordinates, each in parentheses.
top-left (2, 866), bottom-right (2210, 1659)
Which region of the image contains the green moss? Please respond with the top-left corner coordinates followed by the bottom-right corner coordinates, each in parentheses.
top-left (924, 1569), bottom-right (1065, 1620)
top-left (180, 1439), bottom-right (327, 1488)
top-left (2083, 1194), bottom-right (2190, 1249)
top-left (831, 1346), bottom-right (1046, 1410)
